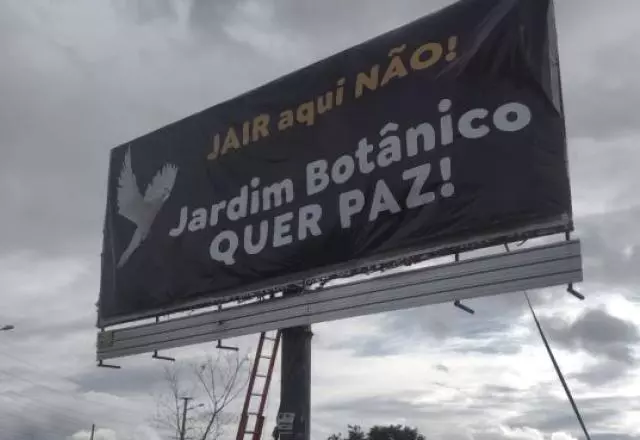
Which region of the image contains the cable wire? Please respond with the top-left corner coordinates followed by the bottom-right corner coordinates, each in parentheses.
top-left (0, 367), bottom-right (142, 428)
top-left (523, 291), bottom-right (592, 440)
top-left (0, 348), bottom-right (152, 419)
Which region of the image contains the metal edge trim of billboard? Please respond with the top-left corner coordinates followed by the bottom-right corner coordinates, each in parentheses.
top-left (97, 238), bottom-right (583, 360)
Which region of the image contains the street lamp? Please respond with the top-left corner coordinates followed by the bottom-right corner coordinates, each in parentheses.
top-left (1, 325), bottom-right (14, 332)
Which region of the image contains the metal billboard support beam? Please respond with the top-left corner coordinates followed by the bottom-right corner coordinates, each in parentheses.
top-left (454, 299), bottom-right (475, 315)
top-left (152, 317), bottom-right (176, 362)
top-left (452, 253), bottom-right (475, 315)
top-left (152, 351), bottom-right (176, 362)
top-left (217, 305), bottom-right (240, 351)
top-left (277, 287), bottom-right (312, 440)
top-left (97, 240), bottom-right (583, 361)
top-left (97, 360), bottom-right (121, 369)
top-left (566, 283), bottom-right (584, 300)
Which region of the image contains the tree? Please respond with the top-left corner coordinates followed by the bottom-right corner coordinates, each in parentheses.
top-left (154, 350), bottom-right (250, 440)
top-left (328, 425), bottom-right (365, 440)
top-left (368, 425), bottom-right (425, 440)
top-left (328, 424), bottom-right (425, 440)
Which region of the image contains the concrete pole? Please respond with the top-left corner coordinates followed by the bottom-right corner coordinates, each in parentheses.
top-left (277, 287), bottom-right (312, 440)
top-left (180, 397), bottom-right (192, 440)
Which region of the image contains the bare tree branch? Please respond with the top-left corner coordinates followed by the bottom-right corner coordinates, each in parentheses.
top-left (153, 350), bottom-right (250, 440)
top-left (198, 352), bottom-right (250, 440)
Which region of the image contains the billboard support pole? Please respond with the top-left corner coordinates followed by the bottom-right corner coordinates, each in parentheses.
top-left (277, 286), bottom-right (312, 440)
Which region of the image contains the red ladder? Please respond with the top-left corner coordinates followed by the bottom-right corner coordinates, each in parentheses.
top-left (236, 330), bottom-right (281, 440)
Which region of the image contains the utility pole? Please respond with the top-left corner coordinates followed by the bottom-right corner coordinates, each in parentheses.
top-left (89, 424), bottom-right (95, 440)
top-left (277, 286), bottom-right (312, 440)
top-left (179, 397), bottom-right (193, 440)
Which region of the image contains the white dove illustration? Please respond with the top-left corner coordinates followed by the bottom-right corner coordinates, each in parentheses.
top-left (116, 147), bottom-right (178, 268)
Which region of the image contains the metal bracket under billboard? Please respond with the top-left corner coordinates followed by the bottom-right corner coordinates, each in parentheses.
top-left (97, 239), bottom-right (582, 361)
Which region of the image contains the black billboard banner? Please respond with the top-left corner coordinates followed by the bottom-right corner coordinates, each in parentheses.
top-left (98, 0), bottom-right (573, 326)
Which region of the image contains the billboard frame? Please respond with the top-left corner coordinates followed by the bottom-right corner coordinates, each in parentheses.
top-left (97, 0), bottom-right (573, 330)
top-left (97, 237), bottom-right (583, 361)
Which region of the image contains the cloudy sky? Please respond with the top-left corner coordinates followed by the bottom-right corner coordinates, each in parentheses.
top-left (1, 0), bottom-right (639, 439)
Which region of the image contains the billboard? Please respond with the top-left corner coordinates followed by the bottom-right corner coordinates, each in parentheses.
top-left (98, 0), bottom-right (572, 327)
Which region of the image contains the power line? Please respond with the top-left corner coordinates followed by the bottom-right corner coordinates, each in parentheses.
top-left (0, 348), bottom-right (152, 419)
top-left (0, 392), bottom-right (139, 440)
top-left (0, 424), bottom-right (74, 440)
top-left (0, 367), bottom-right (147, 433)
top-left (0, 394), bottom-right (89, 438)
top-left (0, 389), bottom-right (135, 439)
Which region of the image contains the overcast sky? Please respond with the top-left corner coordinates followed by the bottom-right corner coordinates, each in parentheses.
top-left (1, 0), bottom-right (639, 439)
